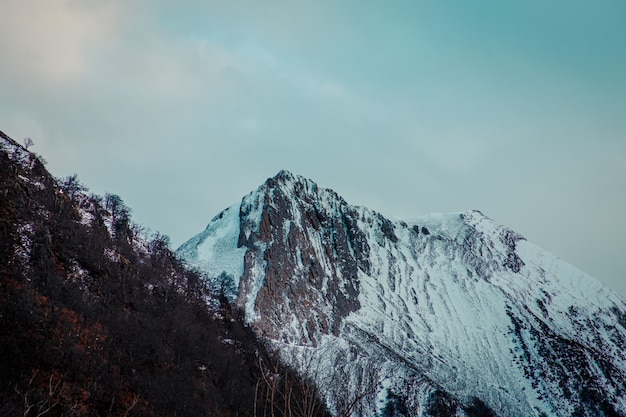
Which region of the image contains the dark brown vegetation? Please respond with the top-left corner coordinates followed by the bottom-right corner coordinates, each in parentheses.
top-left (0, 131), bottom-right (329, 417)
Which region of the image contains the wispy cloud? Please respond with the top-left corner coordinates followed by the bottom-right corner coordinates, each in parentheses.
top-left (0, 0), bottom-right (625, 296)
top-left (0, 0), bottom-right (123, 87)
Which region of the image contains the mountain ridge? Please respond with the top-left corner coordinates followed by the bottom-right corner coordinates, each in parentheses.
top-left (0, 132), bottom-right (330, 417)
top-left (179, 169), bottom-right (626, 417)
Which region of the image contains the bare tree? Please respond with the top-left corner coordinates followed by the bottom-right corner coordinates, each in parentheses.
top-left (255, 353), bottom-right (327, 417)
top-left (254, 343), bottom-right (380, 417)
top-left (16, 370), bottom-right (67, 417)
top-left (334, 364), bottom-right (378, 417)
top-left (23, 137), bottom-right (34, 149)
top-left (60, 174), bottom-right (88, 201)
top-left (300, 345), bottom-right (379, 417)
top-left (104, 193), bottom-right (132, 241)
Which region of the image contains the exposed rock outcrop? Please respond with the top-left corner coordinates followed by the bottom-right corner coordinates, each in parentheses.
top-left (179, 170), bottom-right (626, 417)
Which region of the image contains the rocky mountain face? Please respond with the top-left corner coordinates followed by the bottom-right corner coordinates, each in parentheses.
top-left (178, 170), bottom-right (626, 417)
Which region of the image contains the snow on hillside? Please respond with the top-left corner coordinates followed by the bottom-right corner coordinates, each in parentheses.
top-left (177, 171), bottom-right (626, 417)
top-left (177, 204), bottom-right (247, 298)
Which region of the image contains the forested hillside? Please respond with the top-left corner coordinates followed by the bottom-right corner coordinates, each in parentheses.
top-left (0, 131), bottom-right (328, 417)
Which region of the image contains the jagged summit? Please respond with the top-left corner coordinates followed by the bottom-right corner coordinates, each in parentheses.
top-left (255, 169), bottom-right (348, 213)
top-left (257, 170), bottom-right (313, 192)
top-left (268, 169), bottom-right (315, 186)
top-left (272, 169), bottom-right (301, 183)
top-left (178, 171), bottom-right (626, 417)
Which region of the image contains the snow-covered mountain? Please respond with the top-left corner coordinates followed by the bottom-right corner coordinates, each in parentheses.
top-left (177, 170), bottom-right (626, 417)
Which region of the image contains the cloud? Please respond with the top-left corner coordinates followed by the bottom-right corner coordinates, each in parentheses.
top-left (0, 0), bottom-right (624, 298)
top-left (0, 0), bottom-right (123, 88)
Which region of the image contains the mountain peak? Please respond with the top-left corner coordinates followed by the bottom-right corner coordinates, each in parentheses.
top-left (272, 169), bottom-right (297, 182)
top-left (262, 170), bottom-right (322, 197)
top-left (178, 172), bottom-right (626, 417)
top-left (251, 170), bottom-right (348, 226)
top-left (264, 169), bottom-right (309, 189)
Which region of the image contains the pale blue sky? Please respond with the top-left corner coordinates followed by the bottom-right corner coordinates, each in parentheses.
top-left (1, 1), bottom-right (625, 296)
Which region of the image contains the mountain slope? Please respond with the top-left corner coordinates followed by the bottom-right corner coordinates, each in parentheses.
top-left (178, 170), bottom-right (626, 417)
top-left (0, 132), bottom-right (329, 417)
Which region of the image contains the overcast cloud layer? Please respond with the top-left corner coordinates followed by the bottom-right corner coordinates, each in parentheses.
top-left (1, 0), bottom-right (625, 297)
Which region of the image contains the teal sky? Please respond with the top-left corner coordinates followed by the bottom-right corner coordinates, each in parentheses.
top-left (1, 1), bottom-right (625, 297)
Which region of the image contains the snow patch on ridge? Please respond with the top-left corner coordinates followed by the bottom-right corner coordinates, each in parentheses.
top-left (177, 204), bottom-right (246, 296)
top-left (340, 210), bottom-right (539, 415)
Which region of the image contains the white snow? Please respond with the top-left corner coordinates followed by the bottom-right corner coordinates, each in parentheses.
top-left (15, 222), bottom-right (34, 265)
top-left (0, 136), bottom-right (32, 169)
top-left (177, 171), bottom-right (626, 417)
top-left (181, 204), bottom-right (247, 291)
